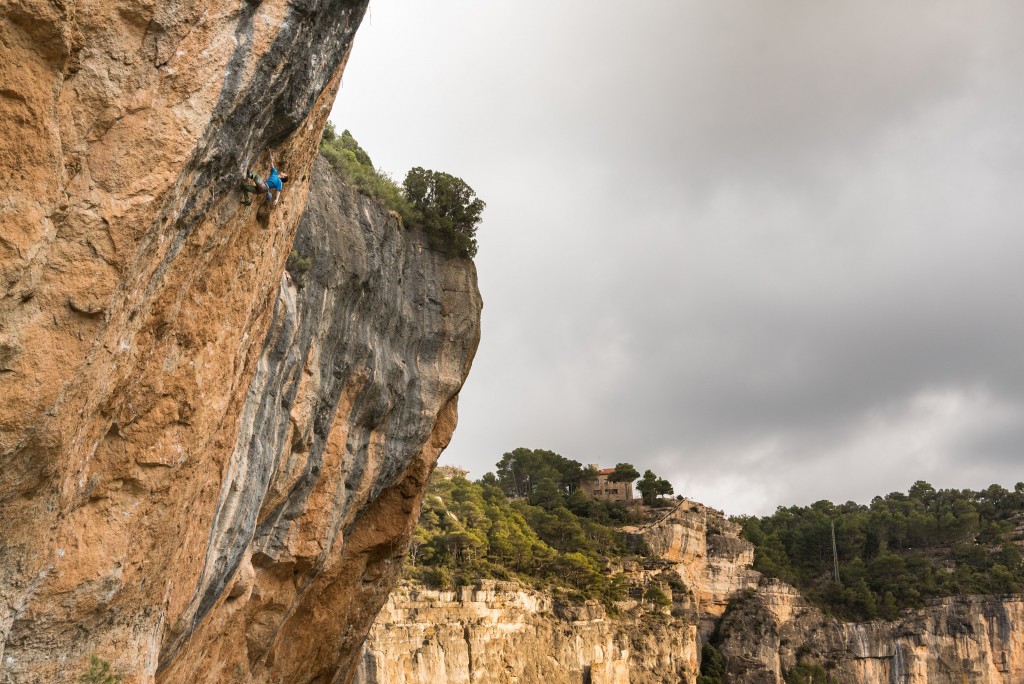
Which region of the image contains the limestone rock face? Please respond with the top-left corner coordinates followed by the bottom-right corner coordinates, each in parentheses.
top-left (638, 500), bottom-right (759, 630)
top-left (716, 580), bottom-right (1024, 684)
top-left (354, 581), bottom-right (696, 684)
top-left (0, 0), bottom-right (483, 670)
top-left (156, 160), bottom-right (481, 683)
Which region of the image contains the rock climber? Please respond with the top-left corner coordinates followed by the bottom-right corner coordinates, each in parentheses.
top-left (240, 171), bottom-right (268, 206)
top-left (265, 152), bottom-right (289, 207)
top-left (240, 153), bottom-right (288, 207)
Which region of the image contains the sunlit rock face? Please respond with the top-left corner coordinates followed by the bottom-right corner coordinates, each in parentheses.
top-left (0, 0), bottom-right (483, 672)
top-left (639, 500), bottom-right (760, 633)
top-left (355, 581), bottom-right (697, 684)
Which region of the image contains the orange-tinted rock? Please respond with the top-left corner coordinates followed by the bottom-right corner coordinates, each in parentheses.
top-left (0, 3), bottom-right (482, 676)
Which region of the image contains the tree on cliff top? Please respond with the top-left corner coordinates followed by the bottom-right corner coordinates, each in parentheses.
top-left (403, 167), bottom-right (485, 258)
top-left (637, 470), bottom-right (673, 505)
top-left (319, 127), bottom-right (485, 259)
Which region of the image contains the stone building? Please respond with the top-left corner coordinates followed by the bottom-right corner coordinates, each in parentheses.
top-left (580, 465), bottom-right (634, 502)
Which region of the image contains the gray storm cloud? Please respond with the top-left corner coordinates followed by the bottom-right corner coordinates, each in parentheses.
top-left (332, 0), bottom-right (1024, 514)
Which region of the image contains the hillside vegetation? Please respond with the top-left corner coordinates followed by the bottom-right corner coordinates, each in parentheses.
top-left (407, 448), bottom-right (681, 607)
top-left (740, 481), bottom-right (1024, 621)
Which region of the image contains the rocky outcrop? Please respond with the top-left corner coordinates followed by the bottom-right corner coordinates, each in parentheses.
top-left (634, 500), bottom-right (760, 633)
top-left (643, 504), bottom-right (1024, 683)
top-left (354, 581), bottom-right (696, 684)
top-left (715, 580), bottom-right (1024, 684)
top-left (0, 0), bottom-right (482, 668)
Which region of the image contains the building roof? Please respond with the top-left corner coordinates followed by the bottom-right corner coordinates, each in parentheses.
top-left (597, 468), bottom-right (616, 475)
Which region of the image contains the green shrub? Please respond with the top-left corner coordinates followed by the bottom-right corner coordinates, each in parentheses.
top-left (657, 571), bottom-right (687, 595)
top-left (644, 585), bottom-right (672, 606)
top-left (285, 250), bottom-right (313, 289)
top-left (319, 129), bottom-right (416, 227)
top-left (697, 643), bottom-right (725, 684)
top-left (80, 655), bottom-right (121, 684)
top-left (785, 661), bottom-right (831, 684)
top-left (319, 127), bottom-right (484, 259)
top-left (418, 566), bottom-right (453, 590)
top-left (322, 121), bottom-right (338, 144)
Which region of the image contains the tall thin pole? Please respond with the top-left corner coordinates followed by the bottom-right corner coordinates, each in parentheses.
top-left (510, 459), bottom-right (520, 498)
top-left (831, 520), bottom-right (841, 584)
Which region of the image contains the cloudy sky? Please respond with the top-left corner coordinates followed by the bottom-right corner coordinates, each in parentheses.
top-left (331, 1), bottom-right (1024, 515)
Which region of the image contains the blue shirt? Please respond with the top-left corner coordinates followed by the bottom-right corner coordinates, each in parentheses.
top-left (266, 167), bottom-right (283, 192)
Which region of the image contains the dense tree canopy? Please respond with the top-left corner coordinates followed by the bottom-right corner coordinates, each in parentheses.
top-left (740, 481), bottom-right (1024, 620)
top-left (607, 463), bottom-right (641, 484)
top-left (403, 167), bottom-right (485, 258)
top-left (494, 447), bottom-right (587, 499)
top-left (409, 467), bottom-right (642, 605)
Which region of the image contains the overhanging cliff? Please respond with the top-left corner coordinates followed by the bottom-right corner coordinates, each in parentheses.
top-left (156, 157), bottom-right (481, 682)
top-left (0, 0), bottom-right (482, 675)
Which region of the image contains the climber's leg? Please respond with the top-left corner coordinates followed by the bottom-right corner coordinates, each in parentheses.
top-left (241, 173), bottom-right (268, 206)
